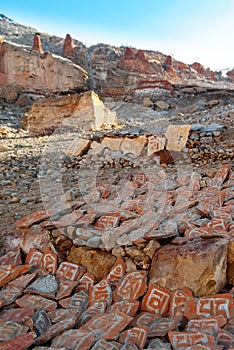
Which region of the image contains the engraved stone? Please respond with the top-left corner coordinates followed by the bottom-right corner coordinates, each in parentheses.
top-left (32, 308), bottom-right (52, 336)
top-left (26, 275), bottom-right (59, 298)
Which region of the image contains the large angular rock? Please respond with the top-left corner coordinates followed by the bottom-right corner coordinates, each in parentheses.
top-left (27, 91), bottom-right (118, 135)
top-left (165, 125), bottom-right (190, 151)
top-left (88, 137), bottom-right (123, 156)
top-left (120, 136), bottom-right (147, 157)
top-left (148, 238), bottom-right (229, 297)
top-left (72, 91), bottom-right (118, 131)
top-left (0, 84), bottom-right (22, 104)
top-left (66, 138), bottom-right (91, 157)
top-left (67, 246), bottom-right (116, 281)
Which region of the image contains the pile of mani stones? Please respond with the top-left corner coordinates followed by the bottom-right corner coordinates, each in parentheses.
top-left (0, 245), bottom-right (233, 349)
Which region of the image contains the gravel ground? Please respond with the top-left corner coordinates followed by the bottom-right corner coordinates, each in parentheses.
top-left (0, 101), bottom-right (233, 254)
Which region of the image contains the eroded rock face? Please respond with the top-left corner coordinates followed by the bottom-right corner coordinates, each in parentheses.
top-left (118, 47), bottom-right (156, 75)
top-left (32, 33), bottom-right (43, 53)
top-left (227, 68), bottom-right (234, 82)
top-left (26, 91), bottom-right (118, 135)
top-left (191, 62), bottom-right (206, 76)
top-left (149, 238), bottom-right (229, 297)
top-left (0, 40), bottom-right (88, 93)
top-left (163, 55), bottom-right (178, 77)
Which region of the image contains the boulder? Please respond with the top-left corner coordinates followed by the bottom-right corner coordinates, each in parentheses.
top-left (148, 238), bottom-right (229, 297)
top-left (120, 136), bottom-right (148, 158)
top-left (165, 124), bottom-right (191, 151)
top-left (66, 138), bottom-right (91, 157)
top-left (142, 97), bottom-right (154, 108)
top-left (0, 84), bottom-right (22, 104)
top-left (87, 137), bottom-right (123, 156)
top-left (155, 100), bottom-right (170, 110)
top-left (177, 104), bottom-right (198, 114)
top-left (72, 91), bottom-right (118, 131)
top-left (67, 246), bottom-right (116, 281)
top-left (27, 91), bottom-right (118, 135)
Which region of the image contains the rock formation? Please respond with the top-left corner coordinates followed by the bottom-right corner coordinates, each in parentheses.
top-left (118, 47), bottom-right (156, 75)
top-left (163, 55), bottom-right (178, 77)
top-left (0, 40), bottom-right (88, 93)
top-left (63, 33), bottom-right (76, 62)
top-left (26, 91), bottom-right (118, 135)
top-left (227, 68), bottom-right (234, 82)
top-left (135, 49), bottom-right (147, 61)
top-left (191, 62), bottom-right (206, 76)
top-left (31, 33), bottom-right (43, 53)
top-left (174, 60), bottom-right (188, 72)
top-left (0, 16), bottom-right (230, 100)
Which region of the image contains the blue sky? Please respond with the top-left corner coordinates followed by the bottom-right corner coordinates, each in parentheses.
top-left (1, 0), bottom-right (233, 70)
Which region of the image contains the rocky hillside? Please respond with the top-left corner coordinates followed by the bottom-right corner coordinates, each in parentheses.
top-left (1, 14), bottom-right (233, 99)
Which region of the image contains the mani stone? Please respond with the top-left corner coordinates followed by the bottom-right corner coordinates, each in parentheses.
top-left (25, 275), bottom-right (59, 298)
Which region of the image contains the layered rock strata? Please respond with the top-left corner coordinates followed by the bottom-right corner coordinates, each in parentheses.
top-left (0, 40), bottom-right (88, 93)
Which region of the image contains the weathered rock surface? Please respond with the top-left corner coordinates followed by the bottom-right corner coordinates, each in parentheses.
top-left (0, 84), bottom-right (22, 104)
top-left (67, 246), bottom-right (116, 281)
top-left (191, 62), bottom-right (206, 76)
top-left (0, 40), bottom-right (88, 93)
top-left (26, 91), bottom-right (118, 135)
top-left (66, 138), bottom-right (91, 157)
top-left (227, 68), bottom-right (234, 82)
top-left (149, 239), bottom-right (229, 297)
top-left (163, 55), bottom-right (178, 77)
top-left (165, 125), bottom-right (191, 151)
